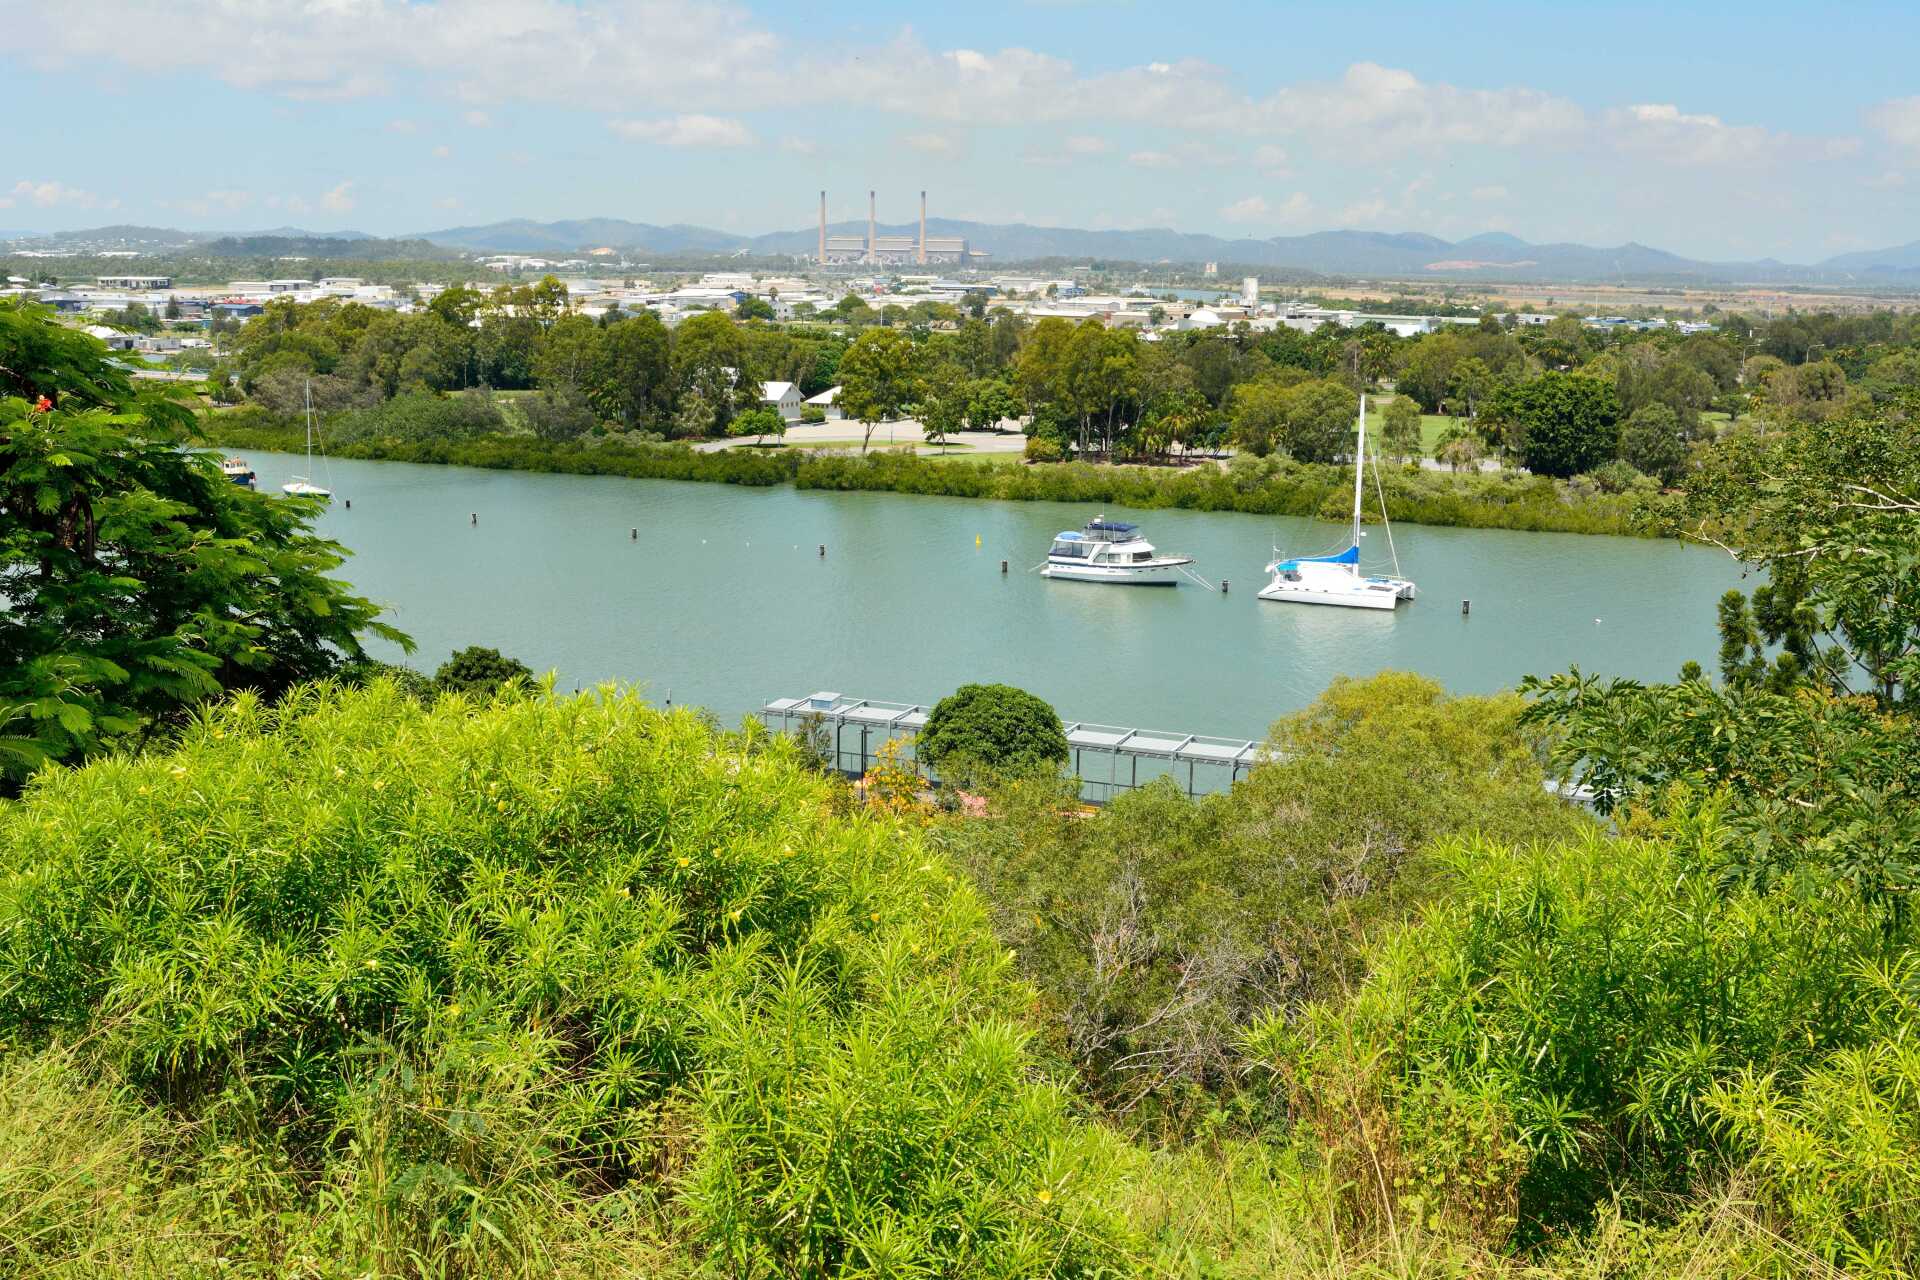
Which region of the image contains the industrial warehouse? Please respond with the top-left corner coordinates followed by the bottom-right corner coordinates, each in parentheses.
top-left (817, 191), bottom-right (981, 266)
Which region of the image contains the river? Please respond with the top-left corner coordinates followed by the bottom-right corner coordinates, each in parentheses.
top-left (245, 450), bottom-right (1748, 741)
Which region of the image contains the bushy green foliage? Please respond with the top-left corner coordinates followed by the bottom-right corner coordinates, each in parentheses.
top-left (1488, 373), bottom-right (1621, 478)
top-left (201, 414), bottom-right (1654, 536)
top-left (940, 674), bottom-right (1591, 1127)
top-left (0, 302), bottom-right (405, 781)
top-left (329, 388), bottom-right (507, 445)
top-left (0, 683), bottom-right (1130, 1275)
top-left (1266, 807), bottom-right (1911, 1253)
top-left (432, 645), bottom-right (534, 695)
top-left (919, 682), bottom-right (1068, 776)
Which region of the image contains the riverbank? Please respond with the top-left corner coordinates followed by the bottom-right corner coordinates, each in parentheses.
top-left (201, 418), bottom-right (1660, 537)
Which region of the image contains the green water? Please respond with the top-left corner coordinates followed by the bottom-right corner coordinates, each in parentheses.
top-left (248, 450), bottom-right (1749, 740)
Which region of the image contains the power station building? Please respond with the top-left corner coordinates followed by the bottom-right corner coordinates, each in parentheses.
top-left (817, 191), bottom-right (977, 266)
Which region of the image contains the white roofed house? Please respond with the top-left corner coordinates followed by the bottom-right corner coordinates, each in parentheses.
top-left (760, 380), bottom-right (803, 420)
top-left (804, 386), bottom-right (843, 420)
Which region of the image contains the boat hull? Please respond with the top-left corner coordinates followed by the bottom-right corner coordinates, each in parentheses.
top-left (1043, 559), bottom-right (1189, 586)
top-left (1257, 577), bottom-right (1413, 609)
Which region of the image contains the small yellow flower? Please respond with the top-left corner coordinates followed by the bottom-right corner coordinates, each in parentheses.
top-left (333, 766), bottom-right (345, 779)
top-left (677, 856), bottom-right (690, 868)
top-left (1036, 1188), bottom-right (1053, 1205)
top-left (363, 959), bottom-right (378, 969)
top-left (448, 1003), bottom-right (462, 1016)
top-left (617, 886), bottom-right (631, 898)
top-left (496, 799), bottom-right (508, 812)
top-left (372, 778), bottom-right (387, 791)
top-left (729, 908), bottom-right (743, 923)
top-left (869, 912), bottom-right (881, 924)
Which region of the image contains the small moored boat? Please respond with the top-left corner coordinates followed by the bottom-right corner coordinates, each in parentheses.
top-left (1258, 394), bottom-right (1415, 610)
top-left (221, 457), bottom-right (256, 489)
top-left (1041, 518), bottom-right (1194, 586)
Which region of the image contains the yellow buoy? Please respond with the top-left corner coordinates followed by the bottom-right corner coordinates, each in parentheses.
top-left (975, 534), bottom-right (982, 547)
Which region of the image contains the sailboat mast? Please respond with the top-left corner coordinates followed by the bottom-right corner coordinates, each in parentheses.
top-left (304, 379), bottom-right (315, 469)
top-left (1351, 393), bottom-right (1367, 575)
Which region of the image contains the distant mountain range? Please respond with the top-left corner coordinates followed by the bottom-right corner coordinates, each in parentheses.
top-left (9, 219), bottom-right (1920, 286)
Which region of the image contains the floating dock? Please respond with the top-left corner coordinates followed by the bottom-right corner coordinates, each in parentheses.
top-left (758, 692), bottom-right (1265, 802)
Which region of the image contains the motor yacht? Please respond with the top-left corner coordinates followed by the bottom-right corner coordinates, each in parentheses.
top-left (1042, 518), bottom-right (1194, 586)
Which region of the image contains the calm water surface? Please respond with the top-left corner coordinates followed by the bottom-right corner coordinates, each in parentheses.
top-left (248, 450), bottom-right (1747, 739)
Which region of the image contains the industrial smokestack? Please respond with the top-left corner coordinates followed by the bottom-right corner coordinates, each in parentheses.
top-left (818, 191), bottom-right (827, 264)
top-left (918, 190), bottom-right (927, 265)
top-left (867, 190), bottom-right (876, 265)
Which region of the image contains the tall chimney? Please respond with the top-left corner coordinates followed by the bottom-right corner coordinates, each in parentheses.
top-left (867, 190), bottom-right (877, 265)
top-left (918, 190), bottom-right (927, 265)
top-left (818, 190), bottom-right (827, 264)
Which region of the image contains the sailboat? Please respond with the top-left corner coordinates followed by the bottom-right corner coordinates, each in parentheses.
top-left (281, 380), bottom-right (332, 498)
top-left (1257, 394), bottom-right (1416, 610)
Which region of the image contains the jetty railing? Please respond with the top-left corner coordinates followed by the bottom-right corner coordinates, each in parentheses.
top-left (758, 693), bottom-right (1264, 803)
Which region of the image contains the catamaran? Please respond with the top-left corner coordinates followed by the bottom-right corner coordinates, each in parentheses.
top-left (1042, 517), bottom-right (1195, 586)
top-left (281, 380), bottom-right (332, 499)
top-left (1258, 394), bottom-right (1416, 610)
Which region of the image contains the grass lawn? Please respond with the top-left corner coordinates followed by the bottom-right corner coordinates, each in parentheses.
top-left (1364, 394), bottom-right (1458, 458)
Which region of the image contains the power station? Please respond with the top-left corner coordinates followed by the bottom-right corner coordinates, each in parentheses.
top-left (816, 191), bottom-right (974, 265)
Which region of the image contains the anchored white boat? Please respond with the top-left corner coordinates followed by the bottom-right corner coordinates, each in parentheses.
top-left (1258, 394), bottom-right (1416, 610)
top-left (282, 380), bottom-right (332, 499)
top-left (1042, 518), bottom-right (1194, 586)
top-left (221, 457), bottom-right (256, 489)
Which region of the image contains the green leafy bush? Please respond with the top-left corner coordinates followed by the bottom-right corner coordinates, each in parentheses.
top-left (919, 682), bottom-right (1069, 777)
top-left (1265, 805), bottom-right (1909, 1249)
top-left (0, 682), bottom-right (1129, 1275)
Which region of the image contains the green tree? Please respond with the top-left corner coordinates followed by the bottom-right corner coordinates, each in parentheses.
top-left (727, 405), bottom-right (786, 446)
top-left (1379, 395), bottom-right (1424, 461)
top-left (963, 378), bottom-right (1021, 433)
top-left (592, 310), bottom-right (670, 430)
top-left (918, 683), bottom-right (1068, 777)
top-left (669, 311), bottom-right (748, 437)
top-left (1279, 378), bottom-right (1359, 464)
top-left (432, 645), bottom-right (533, 696)
top-left (0, 302), bottom-right (408, 779)
top-left (837, 328), bottom-right (915, 454)
top-left (1488, 373), bottom-right (1621, 478)
top-left (1619, 403), bottom-right (1689, 485)
top-left (734, 296), bottom-right (775, 322)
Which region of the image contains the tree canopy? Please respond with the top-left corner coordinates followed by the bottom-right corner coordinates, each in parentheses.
top-left (0, 301), bottom-right (406, 780)
top-left (918, 682), bottom-right (1068, 776)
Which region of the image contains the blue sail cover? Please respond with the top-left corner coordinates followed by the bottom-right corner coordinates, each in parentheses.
top-left (1086, 520), bottom-right (1137, 533)
top-left (1271, 543), bottom-right (1360, 571)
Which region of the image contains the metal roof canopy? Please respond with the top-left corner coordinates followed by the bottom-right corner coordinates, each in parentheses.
top-left (759, 695), bottom-right (1264, 801)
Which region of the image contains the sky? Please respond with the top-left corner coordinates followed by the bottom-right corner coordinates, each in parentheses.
top-left (3, 0), bottom-right (1918, 262)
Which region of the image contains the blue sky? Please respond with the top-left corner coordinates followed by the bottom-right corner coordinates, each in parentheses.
top-left (3, 0), bottom-right (1917, 261)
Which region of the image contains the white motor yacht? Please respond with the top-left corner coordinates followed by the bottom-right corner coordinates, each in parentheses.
top-left (1042, 518), bottom-right (1194, 586)
top-left (1258, 395), bottom-right (1416, 610)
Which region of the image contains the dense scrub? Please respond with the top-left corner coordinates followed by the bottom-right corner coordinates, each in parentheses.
top-left (1266, 808), bottom-right (1920, 1269)
top-left (200, 415), bottom-right (1652, 536)
top-left (934, 674), bottom-right (1594, 1130)
top-left (0, 682), bottom-right (1130, 1277)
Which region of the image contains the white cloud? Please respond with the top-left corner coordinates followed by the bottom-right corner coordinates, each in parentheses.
top-left (321, 180), bottom-right (357, 213)
top-left (0, 179), bottom-right (110, 209)
top-left (176, 187), bottom-right (255, 216)
top-left (437, 196), bottom-right (461, 210)
top-left (1220, 195), bottom-right (1270, 224)
top-left (1244, 62), bottom-right (1585, 150)
top-left (1062, 134), bottom-right (1108, 155)
top-left (609, 114), bottom-right (755, 147)
top-left (432, 144), bottom-right (452, 159)
top-left (779, 136), bottom-right (819, 155)
top-left (1470, 184), bottom-right (1509, 201)
top-left (1336, 197), bottom-right (1389, 225)
top-left (1127, 150), bottom-right (1178, 169)
top-left (1252, 143), bottom-right (1291, 175)
top-left (1867, 95), bottom-right (1920, 150)
top-left (386, 117), bottom-right (418, 133)
top-left (1864, 169), bottom-right (1908, 189)
top-left (463, 109), bottom-right (492, 128)
top-left (901, 131), bottom-right (960, 155)
top-left (1603, 103), bottom-right (1846, 166)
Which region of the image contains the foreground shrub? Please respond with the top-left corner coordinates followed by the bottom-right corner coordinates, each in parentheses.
top-left (938, 673), bottom-right (1590, 1129)
top-left (0, 681), bottom-right (1129, 1275)
top-left (1266, 804), bottom-right (1912, 1257)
